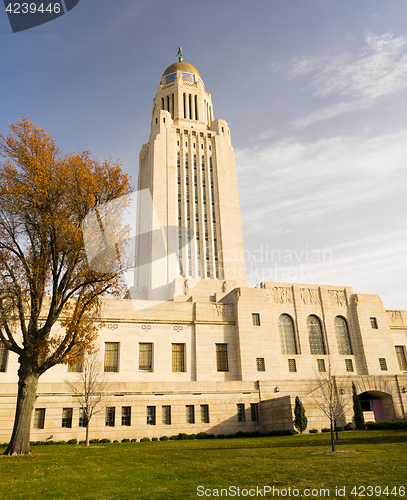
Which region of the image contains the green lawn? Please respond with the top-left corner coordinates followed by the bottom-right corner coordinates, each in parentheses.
top-left (0, 431), bottom-right (406, 499)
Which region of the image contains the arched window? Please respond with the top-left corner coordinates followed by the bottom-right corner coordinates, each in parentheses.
top-left (334, 316), bottom-right (352, 355)
top-left (278, 314), bottom-right (298, 354)
top-left (307, 315), bottom-right (326, 355)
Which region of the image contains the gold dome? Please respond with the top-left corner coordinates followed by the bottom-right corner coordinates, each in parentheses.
top-left (162, 62), bottom-right (201, 78)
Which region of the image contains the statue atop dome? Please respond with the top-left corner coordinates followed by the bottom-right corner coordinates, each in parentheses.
top-left (176, 46), bottom-right (183, 62)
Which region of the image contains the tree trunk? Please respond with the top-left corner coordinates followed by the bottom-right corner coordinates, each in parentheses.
top-left (85, 422), bottom-right (90, 447)
top-left (4, 368), bottom-right (40, 455)
top-left (330, 420), bottom-right (335, 452)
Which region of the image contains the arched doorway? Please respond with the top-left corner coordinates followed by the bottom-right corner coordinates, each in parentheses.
top-left (358, 391), bottom-right (395, 422)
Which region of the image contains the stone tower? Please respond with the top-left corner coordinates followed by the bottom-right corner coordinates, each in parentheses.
top-left (132, 58), bottom-right (246, 301)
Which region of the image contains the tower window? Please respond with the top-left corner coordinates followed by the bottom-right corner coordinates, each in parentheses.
top-left (317, 359), bottom-right (326, 372)
top-left (345, 359), bottom-right (354, 372)
top-left (370, 317), bottom-right (378, 329)
top-left (252, 313), bottom-right (260, 326)
top-left (396, 346), bottom-right (407, 371)
top-left (334, 316), bottom-right (352, 355)
top-left (216, 344), bottom-right (228, 372)
top-left (104, 342), bottom-right (119, 372)
top-left (279, 314), bottom-right (298, 355)
top-left (256, 358), bottom-right (265, 372)
top-left (288, 359), bottom-right (297, 372)
top-left (379, 358), bottom-right (388, 371)
top-left (307, 315), bottom-right (326, 355)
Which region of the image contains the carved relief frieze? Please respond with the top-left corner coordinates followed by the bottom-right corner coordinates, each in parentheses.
top-left (300, 288), bottom-right (321, 305)
top-left (272, 286), bottom-right (293, 304)
top-left (327, 289), bottom-right (347, 306)
top-left (387, 310), bottom-right (404, 324)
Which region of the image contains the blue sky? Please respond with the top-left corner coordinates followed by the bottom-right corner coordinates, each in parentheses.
top-left (1, 0), bottom-right (406, 309)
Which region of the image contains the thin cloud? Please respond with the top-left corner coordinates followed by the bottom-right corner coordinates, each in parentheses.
top-left (289, 32), bottom-right (407, 128)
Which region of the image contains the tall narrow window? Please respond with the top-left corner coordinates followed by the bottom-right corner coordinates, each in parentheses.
top-left (370, 317), bottom-right (378, 329)
top-left (396, 346), bottom-right (407, 371)
top-left (237, 404), bottom-right (245, 422)
top-left (256, 358), bottom-right (265, 372)
top-left (288, 359), bottom-right (297, 372)
top-left (122, 407), bottom-right (131, 426)
top-left (345, 359), bottom-right (354, 372)
top-left (147, 406), bottom-right (156, 425)
top-left (216, 344), bottom-right (228, 372)
top-left (34, 409), bottom-right (45, 429)
top-left (250, 403), bottom-right (259, 422)
top-left (317, 359), bottom-right (326, 372)
top-left (186, 405), bottom-right (195, 424)
top-left (162, 406), bottom-right (171, 425)
top-left (139, 343), bottom-right (152, 372)
top-left (62, 408), bottom-right (73, 428)
top-left (105, 407), bottom-right (115, 427)
top-left (278, 314), bottom-right (298, 354)
top-left (379, 358), bottom-right (388, 371)
top-left (183, 93), bottom-right (186, 119)
top-left (200, 405), bottom-right (209, 423)
top-left (334, 316), bottom-right (352, 355)
top-left (195, 94), bottom-right (198, 120)
top-left (307, 316), bottom-right (326, 355)
top-left (189, 94), bottom-right (192, 119)
top-left (0, 340), bottom-right (8, 372)
top-left (104, 342), bottom-right (119, 372)
top-left (172, 344), bottom-right (185, 372)
top-left (79, 408), bottom-right (87, 427)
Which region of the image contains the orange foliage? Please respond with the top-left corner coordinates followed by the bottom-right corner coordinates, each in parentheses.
top-left (0, 117), bottom-right (132, 372)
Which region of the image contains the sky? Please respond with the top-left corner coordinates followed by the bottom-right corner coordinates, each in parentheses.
top-left (1, 0), bottom-right (406, 309)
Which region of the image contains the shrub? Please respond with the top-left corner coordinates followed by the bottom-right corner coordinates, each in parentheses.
top-left (195, 432), bottom-right (207, 440)
top-left (345, 422), bottom-right (356, 431)
top-left (160, 436), bottom-right (169, 441)
top-left (113, 440), bottom-right (119, 443)
top-left (140, 437), bottom-right (150, 442)
top-left (336, 426), bottom-right (344, 432)
top-left (177, 433), bottom-right (188, 440)
top-left (321, 428), bottom-right (330, 433)
top-left (152, 437), bottom-right (159, 441)
top-left (352, 382), bottom-right (366, 429)
top-left (309, 429), bottom-right (318, 434)
top-left (293, 396), bottom-right (308, 434)
top-left (365, 420), bottom-right (407, 430)
top-left (131, 438), bottom-right (138, 442)
top-left (79, 440), bottom-right (85, 444)
top-left (187, 434), bottom-right (196, 440)
top-left (89, 439), bottom-right (100, 444)
top-left (121, 438), bottom-right (130, 443)
top-left (216, 434), bottom-right (226, 439)
top-left (170, 435), bottom-right (178, 441)
top-left (99, 438), bottom-right (111, 443)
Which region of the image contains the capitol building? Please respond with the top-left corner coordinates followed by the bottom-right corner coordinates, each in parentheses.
top-left (1, 58), bottom-right (406, 441)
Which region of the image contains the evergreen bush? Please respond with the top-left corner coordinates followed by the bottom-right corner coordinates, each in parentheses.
top-left (293, 396), bottom-right (308, 433)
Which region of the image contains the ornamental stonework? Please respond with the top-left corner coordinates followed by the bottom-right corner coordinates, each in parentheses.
top-left (300, 288), bottom-right (321, 305)
top-left (327, 289), bottom-right (347, 306)
top-left (272, 286), bottom-right (293, 304)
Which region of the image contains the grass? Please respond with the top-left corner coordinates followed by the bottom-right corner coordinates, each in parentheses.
top-left (0, 431), bottom-right (406, 499)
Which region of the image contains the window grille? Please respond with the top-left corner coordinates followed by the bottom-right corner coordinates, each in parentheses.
top-left (307, 316), bottom-right (326, 355)
top-left (237, 404), bottom-right (245, 422)
top-left (279, 314), bottom-right (298, 354)
top-left (122, 407), bottom-right (131, 426)
top-left (104, 342), bottom-right (119, 372)
top-left (172, 344), bottom-right (185, 372)
top-left (334, 316), bottom-right (352, 355)
top-left (62, 408), bottom-right (73, 428)
top-left (216, 344), bottom-right (228, 372)
top-left (256, 358), bottom-right (265, 372)
top-left (139, 343), bottom-right (152, 372)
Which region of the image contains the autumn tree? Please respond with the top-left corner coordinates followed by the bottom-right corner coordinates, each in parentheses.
top-left (66, 352), bottom-right (111, 447)
top-left (0, 117), bottom-right (131, 455)
top-left (308, 360), bottom-right (351, 452)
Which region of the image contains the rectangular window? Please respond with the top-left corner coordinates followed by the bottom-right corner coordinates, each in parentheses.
top-left (250, 403), bottom-right (259, 422)
top-left (147, 406), bottom-right (156, 425)
top-left (34, 409), bottom-right (45, 429)
top-left (237, 404), bottom-right (245, 422)
top-left (288, 359), bottom-right (297, 372)
top-left (186, 405), bottom-right (195, 424)
top-left (67, 360), bottom-right (83, 373)
top-left (162, 406), bottom-right (171, 425)
top-left (139, 343), bottom-right (152, 372)
top-left (105, 407), bottom-right (115, 427)
top-left (104, 342), bottom-right (119, 372)
top-left (379, 358), bottom-right (388, 371)
top-left (172, 343), bottom-right (185, 372)
top-left (216, 344), bottom-right (228, 372)
top-left (200, 405), bottom-right (209, 424)
top-left (0, 341), bottom-right (9, 372)
top-left (79, 408), bottom-right (87, 427)
top-left (345, 359), bottom-right (354, 372)
top-left (122, 407), bottom-right (131, 426)
top-left (370, 317), bottom-right (378, 329)
top-left (395, 346), bottom-right (407, 371)
top-left (256, 358), bottom-right (265, 372)
top-left (62, 408), bottom-right (73, 428)
top-left (317, 359), bottom-right (326, 372)
top-left (252, 313), bottom-right (261, 326)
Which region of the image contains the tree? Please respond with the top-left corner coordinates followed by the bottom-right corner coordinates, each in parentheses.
top-left (0, 118), bottom-right (131, 455)
top-left (352, 382), bottom-right (366, 430)
top-left (293, 396), bottom-right (308, 434)
top-left (66, 352), bottom-right (110, 447)
top-left (308, 360), bottom-right (351, 452)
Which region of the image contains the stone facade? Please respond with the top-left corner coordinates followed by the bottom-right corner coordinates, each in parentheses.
top-left (0, 60), bottom-right (406, 442)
